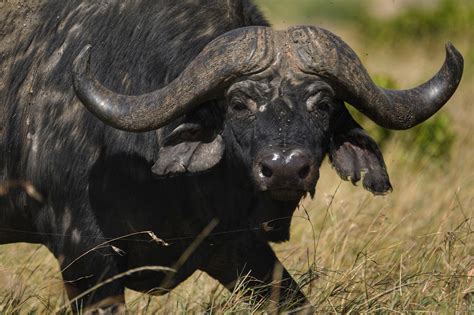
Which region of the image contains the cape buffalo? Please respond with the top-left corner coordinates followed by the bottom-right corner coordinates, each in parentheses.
top-left (0, 0), bottom-right (463, 312)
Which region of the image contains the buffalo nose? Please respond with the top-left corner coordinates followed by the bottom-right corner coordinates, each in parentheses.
top-left (253, 148), bottom-right (317, 191)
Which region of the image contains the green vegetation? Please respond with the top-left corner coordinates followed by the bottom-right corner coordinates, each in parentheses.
top-left (257, 0), bottom-right (474, 40)
top-left (255, 0), bottom-right (367, 24)
top-left (363, 0), bottom-right (474, 44)
top-left (401, 112), bottom-right (456, 163)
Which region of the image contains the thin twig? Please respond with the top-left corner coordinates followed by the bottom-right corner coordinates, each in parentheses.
top-left (61, 231), bottom-right (167, 273)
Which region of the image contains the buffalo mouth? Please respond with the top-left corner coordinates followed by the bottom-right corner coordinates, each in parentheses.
top-left (267, 189), bottom-right (306, 201)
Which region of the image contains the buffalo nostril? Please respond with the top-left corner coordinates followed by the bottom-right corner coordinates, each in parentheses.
top-left (260, 164), bottom-right (273, 178)
top-left (298, 165), bottom-right (310, 179)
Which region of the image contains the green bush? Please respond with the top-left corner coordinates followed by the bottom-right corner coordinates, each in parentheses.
top-left (401, 112), bottom-right (455, 163)
top-left (363, 0), bottom-right (474, 44)
top-left (254, 0), bottom-right (368, 24)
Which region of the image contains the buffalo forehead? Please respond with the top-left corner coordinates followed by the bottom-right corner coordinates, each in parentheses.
top-left (236, 68), bottom-right (326, 107)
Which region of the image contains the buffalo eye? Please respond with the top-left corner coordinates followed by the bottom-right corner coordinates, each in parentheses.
top-left (229, 97), bottom-right (257, 113)
top-left (306, 91), bottom-right (332, 113)
top-left (231, 100), bottom-right (247, 111)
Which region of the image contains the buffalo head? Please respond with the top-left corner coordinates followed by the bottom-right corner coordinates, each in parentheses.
top-left (72, 26), bottom-right (463, 201)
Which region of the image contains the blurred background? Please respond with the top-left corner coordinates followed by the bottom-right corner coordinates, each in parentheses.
top-left (1, 0), bottom-right (472, 313)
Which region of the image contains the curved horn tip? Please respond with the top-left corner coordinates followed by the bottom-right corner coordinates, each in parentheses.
top-left (445, 42), bottom-right (464, 69)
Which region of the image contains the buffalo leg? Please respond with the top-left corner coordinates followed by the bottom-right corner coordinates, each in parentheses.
top-left (58, 236), bottom-right (125, 313)
top-left (36, 204), bottom-right (125, 313)
top-left (201, 236), bottom-right (311, 312)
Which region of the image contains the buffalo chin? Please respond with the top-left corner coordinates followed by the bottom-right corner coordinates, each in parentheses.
top-left (268, 189), bottom-right (306, 201)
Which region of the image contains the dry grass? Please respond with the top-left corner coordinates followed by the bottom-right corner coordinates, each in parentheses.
top-left (1, 2), bottom-right (473, 314)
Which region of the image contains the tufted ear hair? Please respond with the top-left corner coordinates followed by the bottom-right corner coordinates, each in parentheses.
top-left (152, 123), bottom-right (225, 178)
top-left (328, 107), bottom-right (392, 195)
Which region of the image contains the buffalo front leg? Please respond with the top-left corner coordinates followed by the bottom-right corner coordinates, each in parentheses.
top-left (201, 236), bottom-right (312, 313)
top-left (37, 205), bottom-right (126, 313)
top-left (58, 236), bottom-right (126, 313)
top-left (62, 256), bottom-right (126, 314)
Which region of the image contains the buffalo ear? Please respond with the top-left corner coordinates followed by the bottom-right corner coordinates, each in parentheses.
top-left (328, 109), bottom-right (392, 195)
top-left (152, 123), bottom-right (225, 177)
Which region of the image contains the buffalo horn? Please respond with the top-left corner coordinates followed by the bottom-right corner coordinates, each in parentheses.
top-left (290, 26), bottom-right (464, 130)
top-left (73, 27), bottom-right (274, 132)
